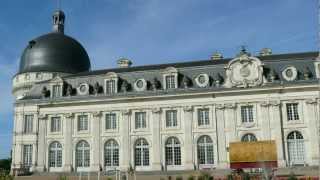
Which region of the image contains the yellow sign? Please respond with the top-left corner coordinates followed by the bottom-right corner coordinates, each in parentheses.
top-left (229, 140), bottom-right (277, 163)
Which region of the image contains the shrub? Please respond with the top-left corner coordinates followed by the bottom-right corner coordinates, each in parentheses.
top-left (187, 175), bottom-right (195, 180)
top-left (176, 176), bottom-right (183, 180)
top-left (288, 173), bottom-right (298, 180)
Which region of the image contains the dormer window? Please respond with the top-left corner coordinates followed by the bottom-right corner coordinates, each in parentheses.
top-left (105, 80), bottom-right (116, 94)
top-left (104, 72), bottom-right (118, 94)
top-left (52, 85), bottom-right (62, 98)
top-left (162, 67), bottom-right (178, 90)
top-left (165, 75), bottom-right (176, 89)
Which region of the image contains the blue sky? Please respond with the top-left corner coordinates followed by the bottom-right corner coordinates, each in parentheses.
top-left (0, 0), bottom-right (318, 158)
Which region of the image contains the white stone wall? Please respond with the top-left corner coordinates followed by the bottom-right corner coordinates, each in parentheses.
top-left (11, 88), bottom-right (320, 172)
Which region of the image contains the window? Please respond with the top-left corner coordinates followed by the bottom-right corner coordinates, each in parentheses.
top-left (287, 131), bottom-right (305, 165)
top-left (50, 117), bottom-right (61, 132)
top-left (241, 133), bottom-right (257, 142)
top-left (23, 145), bottom-right (33, 167)
top-left (135, 112), bottom-right (146, 129)
top-left (105, 80), bottom-right (116, 94)
top-left (76, 141), bottom-right (90, 167)
top-left (198, 109), bottom-right (209, 126)
top-left (135, 138), bottom-right (149, 166)
top-left (52, 85), bottom-right (62, 98)
top-left (286, 103), bottom-right (299, 121)
top-left (104, 140), bottom-right (119, 167)
top-left (241, 106), bottom-right (254, 123)
top-left (24, 115), bottom-right (33, 134)
top-left (165, 75), bottom-right (176, 89)
top-left (105, 113), bottom-right (117, 130)
top-left (197, 136), bottom-right (214, 165)
top-left (78, 115), bottom-right (88, 131)
top-left (165, 137), bottom-right (181, 165)
top-left (49, 142), bottom-right (62, 167)
top-left (166, 110), bottom-right (177, 127)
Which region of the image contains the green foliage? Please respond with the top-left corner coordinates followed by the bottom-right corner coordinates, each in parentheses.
top-left (198, 172), bottom-right (211, 180)
top-left (288, 173), bottom-right (298, 180)
top-left (176, 176), bottom-right (183, 180)
top-left (107, 177), bottom-right (113, 180)
top-left (0, 159), bottom-right (11, 173)
top-left (58, 175), bottom-right (68, 180)
top-left (187, 175), bottom-right (195, 180)
top-left (0, 174), bottom-right (13, 180)
top-left (227, 174), bottom-right (233, 180)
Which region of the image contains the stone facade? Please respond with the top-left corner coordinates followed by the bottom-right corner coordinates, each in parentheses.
top-left (11, 50), bottom-right (320, 174)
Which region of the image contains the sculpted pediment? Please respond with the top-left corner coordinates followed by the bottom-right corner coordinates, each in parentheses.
top-left (49, 76), bottom-right (64, 83)
top-left (224, 53), bottom-right (265, 88)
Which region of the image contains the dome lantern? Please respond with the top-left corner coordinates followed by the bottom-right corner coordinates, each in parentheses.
top-left (52, 10), bottom-right (65, 33)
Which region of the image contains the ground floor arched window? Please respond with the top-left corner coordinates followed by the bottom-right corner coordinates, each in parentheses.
top-left (241, 133), bottom-right (257, 142)
top-left (197, 135), bottom-right (214, 165)
top-left (134, 138), bottom-right (149, 166)
top-left (165, 137), bottom-right (181, 165)
top-left (49, 141), bottom-right (62, 167)
top-left (104, 139), bottom-right (119, 167)
top-left (76, 140), bottom-right (90, 168)
top-left (287, 131), bottom-right (305, 165)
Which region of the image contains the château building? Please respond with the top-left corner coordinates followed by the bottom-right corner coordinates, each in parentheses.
top-left (11, 10), bottom-right (320, 174)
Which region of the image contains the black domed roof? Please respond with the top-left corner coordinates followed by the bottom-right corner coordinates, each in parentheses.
top-left (19, 32), bottom-right (91, 74)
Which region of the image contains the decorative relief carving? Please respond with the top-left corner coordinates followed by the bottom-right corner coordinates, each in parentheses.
top-left (64, 113), bottom-right (74, 119)
top-left (224, 103), bottom-right (236, 109)
top-left (92, 111), bottom-right (102, 117)
top-left (38, 114), bottom-right (48, 120)
top-left (183, 106), bottom-right (193, 112)
top-left (224, 52), bottom-right (265, 88)
top-left (151, 107), bottom-right (162, 114)
top-left (260, 100), bottom-right (280, 107)
top-left (121, 109), bottom-right (131, 115)
top-left (306, 99), bottom-right (318, 104)
top-left (215, 104), bottom-right (225, 110)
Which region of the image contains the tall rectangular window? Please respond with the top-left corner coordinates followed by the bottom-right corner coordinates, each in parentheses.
top-left (106, 80), bottom-right (116, 94)
top-left (23, 145), bottom-right (33, 167)
top-left (286, 103), bottom-right (299, 121)
top-left (105, 113), bottom-right (117, 130)
top-left (241, 106), bottom-right (254, 123)
top-left (52, 85), bottom-right (62, 98)
top-left (135, 112), bottom-right (146, 129)
top-left (24, 115), bottom-right (33, 134)
top-left (50, 117), bottom-right (61, 132)
top-left (198, 108), bottom-right (209, 126)
top-left (165, 75), bottom-right (176, 89)
top-left (166, 110), bottom-right (177, 127)
top-left (78, 115), bottom-right (88, 131)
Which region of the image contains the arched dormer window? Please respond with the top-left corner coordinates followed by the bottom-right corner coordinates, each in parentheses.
top-left (162, 67), bottom-right (178, 90)
top-left (104, 72), bottom-right (118, 94)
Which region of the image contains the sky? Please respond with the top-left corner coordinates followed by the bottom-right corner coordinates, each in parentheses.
top-left (0, 0), bottom-right (318, 159)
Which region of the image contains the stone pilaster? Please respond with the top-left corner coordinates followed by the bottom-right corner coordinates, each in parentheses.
top-left (183, 106), bottom-right (194, 170)
top-left (269, 101), bottom-right (286, 167)
top-left (260, 101), bottom-right (271, 139)
top-left (215, 104), bottom-right (228, 168)
top-left (63, 113), bottom-right (74, 172)
top-left (91, 111), bottom-right (102, 171)
top-left (35, 114), bottom-right (47, 172)
top-left (151, 107), bottom-right (162, 170)
top-left (305, 99), bottom-right (319, 165)
top-left (120, 109), bottom-right (131, 171)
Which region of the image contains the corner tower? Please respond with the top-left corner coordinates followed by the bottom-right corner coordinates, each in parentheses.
top-left (12, 10), bottom-right (91, 99)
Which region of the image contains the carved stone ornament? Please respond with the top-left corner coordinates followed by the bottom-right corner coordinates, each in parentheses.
top-left (183, 106), bottom-right (193, 112)
top-left (306, 99), bottom-right (318, 104)
top-left (92, 111), bottom-right (102, 117)
top-left (38, 114), bottom-right (48, 120)
top-left (224, 53), bottom-right (265, 88)
top-left (216, 104), bottom-right (225, 110)
top-left (224, 103), bottom-right (236, 109)
top-left (151, 107), bottom-right (162, 113)
top-left (64, 113), bottom-right (74, 119)
top-left (121, 109), bottom-right (131, 115)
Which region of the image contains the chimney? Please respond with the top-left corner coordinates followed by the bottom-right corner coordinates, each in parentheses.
top-left (117, 58), bottom-right (132, 68)
top-left (259, 48), bottom-right (272, 56)
top-left (211, 52), bottom-right (223, 60)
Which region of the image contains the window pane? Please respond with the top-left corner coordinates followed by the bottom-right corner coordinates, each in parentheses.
top-left (286, 103), bottom-right (299, 121)
top-left (76, 141), bottom-right (90, 167)
top-left (197, 136), bottom-right (214, 165)
top-left (23, 145), bottom-right (33, 167)
top-left (78, 115), bottom-right (88, 131)
top-left (241, 106), bottom-right (254, 123)
top-left (106, 80), bottom-right (116, 94)
top-left (51, 117), bottom-right (61, 132)
top-left (135, 112), bottom-right (146, 129)
top-left (166, 110), bottom-right (177, 127)
top-left (106, 113), bottom-right (116, 130)
top-left (104, 140), bottom-right (119, 167)
top-left (166, 75), bottom-right (176, 89)
top-left (165, 137), bottom-right (181, 166)
top-left (198, 109), bottom-right (209, 126)
top-left (24, 115), bottom-right (33, 133)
